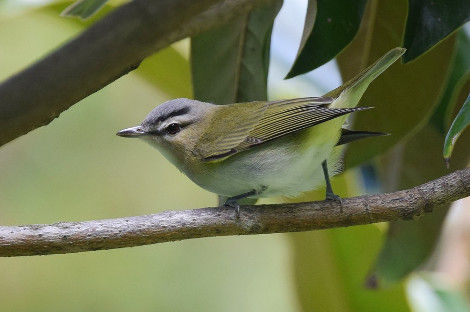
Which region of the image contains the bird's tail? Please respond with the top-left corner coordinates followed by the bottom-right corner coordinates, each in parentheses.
top-left (327, 47), bottom-right (406, 109)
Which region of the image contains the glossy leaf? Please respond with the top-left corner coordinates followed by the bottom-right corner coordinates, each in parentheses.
top-left (404, 0), bottom-right (470, 62)
top-left (191, 0), bottom-right (283, 104)
top-left (408, 274), bottom-right (470, 312)
top-left (370, 209), bottom-right (449, 287)
top-left (431, 30), bottom-right (470, 134)
top-left (364, 27), bottom-right (470, 284)
top-left (286, 0), bottom-right (367, 78)
top-left (290, 225), bottom-right (409, 311)
top-left (61, 0), bottom-right (109, 19)
top-left (370, 123), bottom-right (470, 286)
top-left (338, 0), bottom-right (455, 169)
top-left (444, 93), bottom-right (470, 161)
top-left (135, 47), bottom-right (192, 99)
top-left (278, 170), bottom-right (409, 310)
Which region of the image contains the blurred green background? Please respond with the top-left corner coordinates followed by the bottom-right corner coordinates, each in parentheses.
top-left (2, 1), bottom-right (470, 311)
top-left (0, 4), bottom-right (302, 311)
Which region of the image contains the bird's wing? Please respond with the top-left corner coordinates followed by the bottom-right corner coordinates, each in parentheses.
top-left (195, 100), bottom-right (268, 161)
top-left (234, 98), bottom-right (370, 151)
top-left (197, 97), bottom-right (368, 161)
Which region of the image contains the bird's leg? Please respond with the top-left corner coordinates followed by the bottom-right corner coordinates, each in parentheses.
top-left (322, 160), bottom-right (343, 211)
top-left (224, 187), bottom-right (266, 218)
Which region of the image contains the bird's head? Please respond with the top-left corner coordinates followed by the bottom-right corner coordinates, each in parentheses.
top-left (117, 98), bottom-right (217, 166)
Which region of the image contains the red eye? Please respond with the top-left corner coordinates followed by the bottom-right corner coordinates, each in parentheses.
top-left (166, 123), bottom-right (181, 135)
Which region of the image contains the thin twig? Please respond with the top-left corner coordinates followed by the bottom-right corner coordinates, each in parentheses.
top-left (0, 168), bottom-right (469, 257)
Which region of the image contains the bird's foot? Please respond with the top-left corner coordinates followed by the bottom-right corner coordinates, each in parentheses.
top-left (223, 199), bottom-right (241, 218)
top-left (325, 191), bottom-right (343, 212)
top-left (223, 187), bottom-right (266, 218)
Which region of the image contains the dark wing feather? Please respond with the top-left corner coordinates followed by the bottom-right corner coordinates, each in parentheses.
top-left (235, 98), bottom-right (371, 150)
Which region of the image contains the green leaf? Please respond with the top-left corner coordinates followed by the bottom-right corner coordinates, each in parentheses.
top-left (43, 2), bottom-right (114, 27)
top-left (408, 274), bottom-right (470, 312)
top-left (370, 122), bottom-right (470, 286)
top-left (431, 30), bottom-right (470, 134)
top-left (286, 0), bottom-right (367, 78)
top-left (134, 46), bottom-right (192, 99)
top-left (191, 0), bottom-right (283, 104)
top-left (370, 211), bottom-right (449, 287)
top-left (403, 0), bottom-right (470, 62)
top-left (444, 92), bottom-right (470, 161)
top-left (61, 0), bottom-right (109, 20)
top-left (371, 127), bottom-right (448, 286)
top-left (280, 171), bottom-right (409, 310)
top-left (290, 226), bottom-right (410, 311)
top-left (338, 0), bottom-right (456, 169)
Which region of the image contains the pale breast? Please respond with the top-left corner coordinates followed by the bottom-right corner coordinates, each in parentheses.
top-left (183, 129), bottom-right (342, 198)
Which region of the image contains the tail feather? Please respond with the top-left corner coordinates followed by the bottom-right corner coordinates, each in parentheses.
top-left (336, 129), bottom-right (389, 146)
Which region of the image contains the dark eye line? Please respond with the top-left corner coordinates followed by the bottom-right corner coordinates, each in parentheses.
top-left (145, 122), bottom-right (189, 136)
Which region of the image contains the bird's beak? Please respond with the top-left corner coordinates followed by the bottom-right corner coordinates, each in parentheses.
top-left (116, 126), bottom-right (147, 138)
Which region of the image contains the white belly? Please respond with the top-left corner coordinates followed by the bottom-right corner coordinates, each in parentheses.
top-left (185, 126), bottom-right (343, 198)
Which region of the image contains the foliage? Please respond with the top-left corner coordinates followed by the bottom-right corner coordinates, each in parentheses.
top-left (1, 0), bottom-right (470, 311)
top-left (444, 94), bottom-right (470, 162)
top-left (61, 0), bottom-right (108, 19)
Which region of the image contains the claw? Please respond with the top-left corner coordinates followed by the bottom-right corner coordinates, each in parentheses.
top-left (223, 200), bottom-right (241, 218)
top-left (223, 188), bottom-right (265, 218)
top-left (326, 191), bottom-right (342, 203)
top-left (325, 191), bottom-right (343, 213)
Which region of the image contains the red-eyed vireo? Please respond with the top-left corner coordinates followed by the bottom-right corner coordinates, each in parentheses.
top-left (117, 48), bottom-right (405, 215)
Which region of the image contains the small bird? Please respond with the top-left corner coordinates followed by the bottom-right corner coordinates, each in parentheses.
top-left (117, 48), bottom-right (405, 216)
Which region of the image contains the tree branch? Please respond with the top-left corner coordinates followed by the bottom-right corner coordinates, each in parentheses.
top-left (0, 0), bottom-right (272, 147)
top-left (1, 168), bottom-right (469, 257)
